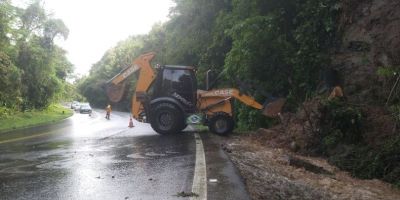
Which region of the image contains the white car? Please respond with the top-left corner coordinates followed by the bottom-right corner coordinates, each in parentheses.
top-left (71, 101), bottom-right (80, 110)
top-left (79, 104), bottom-right (92, 114)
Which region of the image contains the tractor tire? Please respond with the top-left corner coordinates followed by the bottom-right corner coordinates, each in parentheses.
top-left (208, 112), bottom-right (234, 136)
top-left (150, 102), bottom-right (185, 135)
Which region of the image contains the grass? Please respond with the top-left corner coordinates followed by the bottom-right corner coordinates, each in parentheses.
top-left (0, 104), bottom-right (73, 133)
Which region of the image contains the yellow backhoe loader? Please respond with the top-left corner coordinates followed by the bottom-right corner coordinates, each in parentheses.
top-left (106, 52), bottom-right (285, 135)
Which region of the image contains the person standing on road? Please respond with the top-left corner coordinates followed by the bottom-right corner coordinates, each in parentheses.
top-left (105, 104), bottom-right (112, 119)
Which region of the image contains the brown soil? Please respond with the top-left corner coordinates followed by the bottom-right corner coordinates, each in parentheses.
top-left (222, 129), bottom-right (400, 200)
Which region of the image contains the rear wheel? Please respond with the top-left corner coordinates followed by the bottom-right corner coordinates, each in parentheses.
top-left (150, 102), bottom-right (184, 135)
top-left (208, 112), bottom-right (234, 136)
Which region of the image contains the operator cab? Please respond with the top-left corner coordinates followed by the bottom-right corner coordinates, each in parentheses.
top-left (153, 65), bottom-right (197, 112)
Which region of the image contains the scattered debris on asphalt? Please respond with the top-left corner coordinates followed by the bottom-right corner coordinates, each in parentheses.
top-left (174, 191), bottom-right (199, 197)
top-left (288, 156), bottom-right (333, 176)
top-left (209, 179), bottom-right (218, 183)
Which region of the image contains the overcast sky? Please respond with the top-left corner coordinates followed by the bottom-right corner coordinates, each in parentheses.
top-left (15, 0), bottom-right (175, 76)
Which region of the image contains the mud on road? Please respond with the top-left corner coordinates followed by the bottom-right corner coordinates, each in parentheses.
top-left (220, 129), bottom-right (400, 200)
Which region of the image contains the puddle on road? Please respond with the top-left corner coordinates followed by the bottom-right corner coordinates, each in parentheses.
top-left (36, 157), bottom-right (76, 169)
top-left (145, 152), bottom-right (166, 157)
top-left (165, 151), bottom-right (180, 154)
top-left (34, 140), bottom-right (71, 151)
top-left (126, 151), bottom-right (181, 160)
top-left (0, 157), bottom-right (62, 175)
top-left (126, 153), bottom-right (149, 159)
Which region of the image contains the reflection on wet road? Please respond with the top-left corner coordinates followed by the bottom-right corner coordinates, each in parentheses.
top-left (0, 110), bottom-right (195, 200)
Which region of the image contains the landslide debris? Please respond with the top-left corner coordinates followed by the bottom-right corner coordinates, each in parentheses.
top-left (223, 129), bottom-right (400, 200)
top-left (221, 1), bottom-right (400, 198)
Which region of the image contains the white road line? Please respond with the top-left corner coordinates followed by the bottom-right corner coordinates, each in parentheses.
top-left (191, 132), bottom-right (207, 200)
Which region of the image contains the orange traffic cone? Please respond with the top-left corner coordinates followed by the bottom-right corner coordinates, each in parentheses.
top-left (128, 117), bottom-right (134, 128)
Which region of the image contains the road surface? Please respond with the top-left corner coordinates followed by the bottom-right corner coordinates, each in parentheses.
top-left (0, 110), bottom-right (249, 200)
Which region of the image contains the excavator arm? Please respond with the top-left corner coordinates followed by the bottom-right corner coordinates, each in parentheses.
top-left (197, 88), bottom-right (261, 116)
top-left (106, 52), bottom-right (156, 119)
top-left (197, 88), bottom-right (285, 118)
top-left (199, 88), bottom-right (262, 108)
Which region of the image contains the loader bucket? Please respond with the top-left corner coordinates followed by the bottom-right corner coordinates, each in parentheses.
top-left (106, 81), bottom-right (126, 103)
top-left (262, 98), bottom-right (286, 118)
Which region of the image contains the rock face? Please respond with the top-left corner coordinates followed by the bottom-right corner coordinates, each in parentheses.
top-left (283, 0), bottom-right (400, 151)
top-left (333, 0), bottom-right (400, 103)
top-left (273, 1), bottom-right (400, 185)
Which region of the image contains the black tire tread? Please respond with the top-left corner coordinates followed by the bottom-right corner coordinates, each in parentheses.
top-left (208, 112), bottom-right (234, 135)
top-left (150, 102), bottom-right (184, 135)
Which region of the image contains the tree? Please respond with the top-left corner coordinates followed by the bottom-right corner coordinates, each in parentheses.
top-left (42, 18), bottom-right (68, 48)
top-left (79, 0), bottom-right (339, 129)
top-left (0, 0), bottom-right (14, 50)
top-left (0, 0), bottom-right (73, 110)
top-left (0, 52), bottom-right (21, 108)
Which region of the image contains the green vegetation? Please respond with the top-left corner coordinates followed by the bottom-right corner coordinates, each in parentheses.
top-left (319, 99), bottom-right (363, 153)
top-left (0, 0), bottom-right (74, 116)
top-left (328, 135), bottom-right (400, 187)
top-left (0, 104), bottom-right (73, 133)
top-left (304, 99), bottom-right (400, 187)
top-left (78, 0), bottom-right (340, 129)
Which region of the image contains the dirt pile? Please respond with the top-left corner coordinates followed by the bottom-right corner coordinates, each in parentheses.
top-left (223, 131), bottom-right (400, 200)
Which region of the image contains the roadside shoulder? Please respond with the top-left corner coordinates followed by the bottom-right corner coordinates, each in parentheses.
top-left (200, 132), bottom-right (251, 200)
top-left (0, 104), bottom-right (73, 137)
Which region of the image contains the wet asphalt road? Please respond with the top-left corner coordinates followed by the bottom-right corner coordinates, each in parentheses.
top-left (0, 110), bottom-right (250, 200)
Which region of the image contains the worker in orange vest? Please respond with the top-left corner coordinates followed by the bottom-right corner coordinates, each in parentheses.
top-left (105, 104), bottom-right (112, 120)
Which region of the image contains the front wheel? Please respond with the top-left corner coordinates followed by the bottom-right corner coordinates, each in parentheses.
top-left (139, 111), bottom-right (147, 123)
top-left (208, 112), bottom-right (234, 136)
top-left (150, 102), bottom-right (184, 135)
